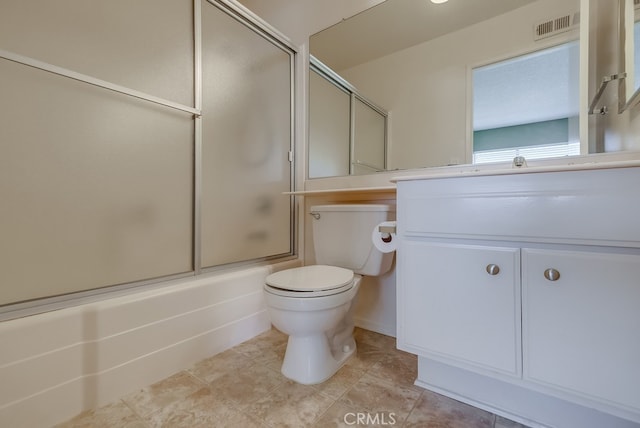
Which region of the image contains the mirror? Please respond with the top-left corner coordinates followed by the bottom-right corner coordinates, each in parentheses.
top-left (309, 0), bottom-right (591, 178)
top-left (622, 0), bottom-right (640, 110)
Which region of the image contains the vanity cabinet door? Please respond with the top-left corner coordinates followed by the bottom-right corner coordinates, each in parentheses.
top-left (398, 241), bottom-right (521, 376)
top-left (522, 249), bottom-right (640, 412)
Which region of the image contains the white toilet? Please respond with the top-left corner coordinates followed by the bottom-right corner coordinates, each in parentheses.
top-left (264, 204), bottom-right (395, 384)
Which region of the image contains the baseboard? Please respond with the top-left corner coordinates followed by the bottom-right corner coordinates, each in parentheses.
top-left (414, 378), bottom-right (548, 428)
top-left (354, 316), bottom-right (396, 338)
top-left (415, 356), bottom-right (640, 428)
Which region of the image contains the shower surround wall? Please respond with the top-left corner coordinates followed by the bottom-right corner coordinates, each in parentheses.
top-left (0, 0), bottom-right (297, 426)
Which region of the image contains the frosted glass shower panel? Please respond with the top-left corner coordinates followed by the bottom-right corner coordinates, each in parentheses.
top-left (309, 70), bottom-right (351, 178)
top-left (0, 60), bottom-right (194, 305)
top-left (0, 0), bottom-right (194, 106)
top-left (201, 2), bottom-right (293, 267)
top-left (353, 98), bottom-right (386, 175)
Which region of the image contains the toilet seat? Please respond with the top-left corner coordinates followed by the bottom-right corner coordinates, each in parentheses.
top-left (265, 265), bottom-right (354, 297)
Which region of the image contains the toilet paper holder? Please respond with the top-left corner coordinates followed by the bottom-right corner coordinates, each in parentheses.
top-left (378, 224), bottom-right (396, 244)
top-left (373, 221), bottom-right (398, 251)
top-left (378, 224), bottom-right (396, 234)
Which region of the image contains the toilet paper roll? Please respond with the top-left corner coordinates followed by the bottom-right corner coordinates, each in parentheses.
top-left (372, 221), bottom-right (397, 253)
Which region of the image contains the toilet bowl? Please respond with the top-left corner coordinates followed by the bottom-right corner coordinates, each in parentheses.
top-left (264, 204), bottom-right (395, 385)
top-left (265, 265), bottom-right (361, 384)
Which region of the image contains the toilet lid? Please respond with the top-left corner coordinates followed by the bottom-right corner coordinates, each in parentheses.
top-left (265, 265), bottom-right (354, 292)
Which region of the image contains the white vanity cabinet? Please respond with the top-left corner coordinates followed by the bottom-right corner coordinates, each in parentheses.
top-left (522, 248), bottom-right (640, 412)
top-left (395, 166), bottom-right (640, 427)
top-left (401, 241), bottom-right (521, 376)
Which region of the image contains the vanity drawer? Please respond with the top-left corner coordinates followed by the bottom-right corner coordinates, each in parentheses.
top-left (398, 168), bottom-right (640, 247)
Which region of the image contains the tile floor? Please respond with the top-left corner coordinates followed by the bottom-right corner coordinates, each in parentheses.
top-left (57, 327), bottom-right (528, 428)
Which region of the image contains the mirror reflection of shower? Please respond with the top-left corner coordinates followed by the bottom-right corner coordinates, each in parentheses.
top-left (309, 57), bottom-right (387, 179)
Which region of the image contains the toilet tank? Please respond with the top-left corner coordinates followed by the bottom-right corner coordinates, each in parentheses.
top-left (310, 204), bottom-right (395, 276)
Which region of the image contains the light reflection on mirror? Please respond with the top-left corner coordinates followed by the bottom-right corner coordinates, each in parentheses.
top-left (308, 0), bottom-right (588, 178)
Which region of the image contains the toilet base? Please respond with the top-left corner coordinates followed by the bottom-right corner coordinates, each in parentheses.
top-left (281, 333), bottom-right (356, 385)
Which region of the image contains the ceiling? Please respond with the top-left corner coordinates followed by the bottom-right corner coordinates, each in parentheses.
top-left (310, 0), bottom-right (538, 72)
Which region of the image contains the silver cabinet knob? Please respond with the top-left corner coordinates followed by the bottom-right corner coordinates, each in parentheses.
top-left (544, 268), bottom-right (561, 281)
top-left (486, 264), bottom-right (500, 275)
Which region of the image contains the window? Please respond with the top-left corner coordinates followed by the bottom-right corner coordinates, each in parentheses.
top-left (472, 41), bottom-right (580, 164)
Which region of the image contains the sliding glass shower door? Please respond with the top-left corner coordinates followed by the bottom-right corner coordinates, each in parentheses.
top-left (200, 1), bottom-right (294, 268)
top-left (0, 0), bottom-right (295, 310)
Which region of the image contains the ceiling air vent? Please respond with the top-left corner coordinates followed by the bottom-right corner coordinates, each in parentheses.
top-left (534, 12), bottom-right (579, 41)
